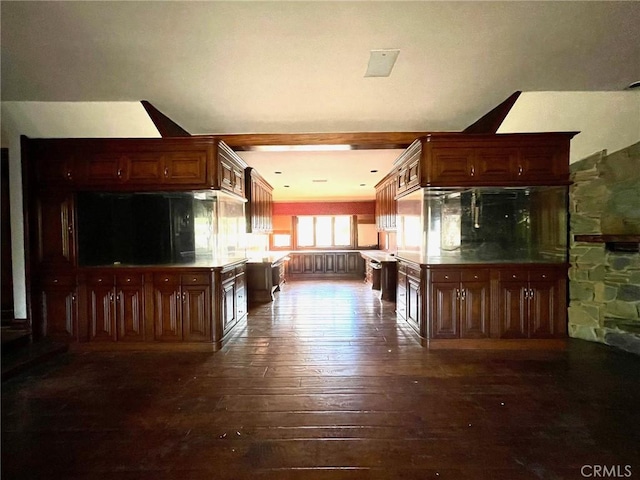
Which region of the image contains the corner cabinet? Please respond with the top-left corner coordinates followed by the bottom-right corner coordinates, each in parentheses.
top-left (245, 167), bottom-right (273, 233)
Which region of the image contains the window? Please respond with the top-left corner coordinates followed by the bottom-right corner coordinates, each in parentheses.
top-left (296, 215), bottom-right (353, 248)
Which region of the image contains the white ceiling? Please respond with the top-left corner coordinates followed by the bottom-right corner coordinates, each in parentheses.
top-left (2, 1), bottom-right (639, 201)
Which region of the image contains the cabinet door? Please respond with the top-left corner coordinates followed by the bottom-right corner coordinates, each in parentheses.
top-left (289, 255), bottom-right (302, 274)
top-left (84, 153), bottom-right (127, 184)
top-left (474, 149), bottom-right (514, 182)
top-left (429, 149), bottom-right (474, 184)
top-left (405, 158), bottom-right (421, 191)
top-left (34, 192), bottom-right (76, 268)
top-left (313, 254), bottom-right (325, 273)
top-left (162, 152), bottom-right (207, 185)
top-left (40, 275), bottom-right (77, 341)
top-left (153, 275), bottom-right (182, 341)
top-left (497, 282), bottom-right (528, 338)
top-left (459, 281), bottom-right (489, 338)
top-left (126, 153), bottom-right (163, 184)
top-left (431, 282), bottom-right (458, 339)
top-left (406, 276), bottom-right (422, 334)
top-left (528, 280), bottom-right (559, 338)
top-left (116, 275), bottom-right (145, 341)
top-left (335, 253), bottom-right (347, 273)
top-left (396, 269), bottom-right (407, 320)
top-left (182, 284), bottom-right (211, 342)
top-left (325, 253), bottom-right (336, 273)
top-left (346, 253), bottom-right (362, 274)
top-left (87, 276), bottom-right (117, 342)
top-left (235, 271), bottom-right (247, 322)
top-left (221, 279), bottom-right (236, 333)
top-left (35, 158), bottom-right (77, 186)
top-left (517, 147), bottom-right (560, 182)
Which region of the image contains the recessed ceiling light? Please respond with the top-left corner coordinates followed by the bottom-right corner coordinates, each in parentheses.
top-left (370, 170), bottom-right (378, 173)
top-left (360, 184), bottom-right (366, 187)
top-left (284, 185), bottom-right (290, 188)
top-left (275, 171), bottom-right (282, 174)
top-left (312, 179), bottom-right (327, 183)
top-left (365, 49), bottom-right (400, 78)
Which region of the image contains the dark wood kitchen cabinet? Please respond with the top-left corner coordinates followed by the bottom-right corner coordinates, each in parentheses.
top-left (375, 171), bottom-right (397, 231)
top-left (152, 272), bottom-right (212, 342)
top-left (245, 167), bottom-right (273, 233)
top-left (37, 273), bottom-right (78, 341)
top-left (24, 136), bottom-right (247, 195)
top-left (427, 268), bottom-right (490, 339)
top-left (23, 135), bottom-right (250, 348)
top-left (85, 272), bottom-right (145, 342)
top-left (396, 259), bottom-right (424, 336)
top-left (494, 266), bottom-right (566, 339)
top-left (392, 133), bottom-right (575, 196)
top-left (220, 264), bottom-right (247, 335)
top-left (287, 252), bottom-right (364, 279)
top-left (32, 191), bottom-right (76, 269)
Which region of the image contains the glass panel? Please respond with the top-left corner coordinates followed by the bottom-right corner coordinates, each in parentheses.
top-left (334, 216), bottom-right (351, 246)
top-left (315, 216), bottom-right (333, 246)
top-left (297, 216), bottom-right (315, 247)
top-left (397, 186), bottom-right (568, 264)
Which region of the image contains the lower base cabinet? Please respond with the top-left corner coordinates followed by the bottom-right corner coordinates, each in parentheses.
top-left (494, 267), bottom-right (567, 338)
top-left (34, 262), bottom-right (247, 348)
top-left (288, 252), bottom-right (364, 278)
top-left (396, 261), bottom-right (567, 340)
top-left (38, 273), bottom-right (78, 341)
top-left (153, 272), bottom-right (213, 343)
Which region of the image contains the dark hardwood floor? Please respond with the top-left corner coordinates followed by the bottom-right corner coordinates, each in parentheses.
top-left (2, 279), bottom-right (640, 479)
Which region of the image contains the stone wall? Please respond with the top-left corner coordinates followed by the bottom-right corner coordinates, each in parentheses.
top-left (569, 142), bottom-right (640, 354)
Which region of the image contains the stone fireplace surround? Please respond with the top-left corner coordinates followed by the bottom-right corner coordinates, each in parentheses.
top-left (569, 142), bottom-right (640, 354)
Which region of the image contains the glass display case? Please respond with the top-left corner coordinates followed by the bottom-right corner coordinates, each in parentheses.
top-left (78, 190), bottom-right (246, 266)
top-left (396, 186), bottom-right (568, 264)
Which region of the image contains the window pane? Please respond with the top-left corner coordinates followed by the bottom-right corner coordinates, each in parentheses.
top-left (334, 216), bottom-right (351, 245)
top-left (315, 217), bottom-right (332, 246)
top-left (297, 216), bottom-right (314, 246)
top-left (272, 234), bottom-right (291, 247)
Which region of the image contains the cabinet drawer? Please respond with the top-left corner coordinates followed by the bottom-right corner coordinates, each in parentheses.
top-left (154, 273), bottom-right (180, 285)
top-left (235, 265), bottom-right (246, 276)
top-left (461, 270), bottom-right (489, 282)
top-left (180, 273), bottom-right (210, 285)
top-left (87, 273), bottom-right (114, 286)
top-left (221, 269), bottom-right (236, 282)
top-left (431, 270), bottom-right (460, 283)
top-left (41, 274), bottom-right (76, 286)
top-left (397, 263), bottom-right (407, 274)
top-left (499, 269), bottom-right (527, 281)
top-left (528, 269), bottom-right (558, 282)
top-left (406, 265), bottom-right (421, 279)
top-left (116, 273), bottom-right (143, 286)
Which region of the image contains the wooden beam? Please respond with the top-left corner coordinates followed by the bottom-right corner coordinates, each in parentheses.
top-left (463, 91), bottom-right (521, 134)
top-left (141, 100), bottom-right (191, 137)
top-left (209, 132), bottom-right (431, 150)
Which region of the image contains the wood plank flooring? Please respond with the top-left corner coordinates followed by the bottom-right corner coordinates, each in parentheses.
top-left (3, 279), bottom-right (640, 479)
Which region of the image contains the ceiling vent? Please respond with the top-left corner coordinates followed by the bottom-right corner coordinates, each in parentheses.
top-left (365, 49), bottom-right (400, 78)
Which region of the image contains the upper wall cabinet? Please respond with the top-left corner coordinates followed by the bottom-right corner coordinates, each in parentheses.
top-left (375, 170), bottom-right (397, 231)
top-left (244, 167), bottom-right (273, 233)
top-left (393, 132), bottom-right (576, 196)
top-left (23, 136), bottom-right (248, 197)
